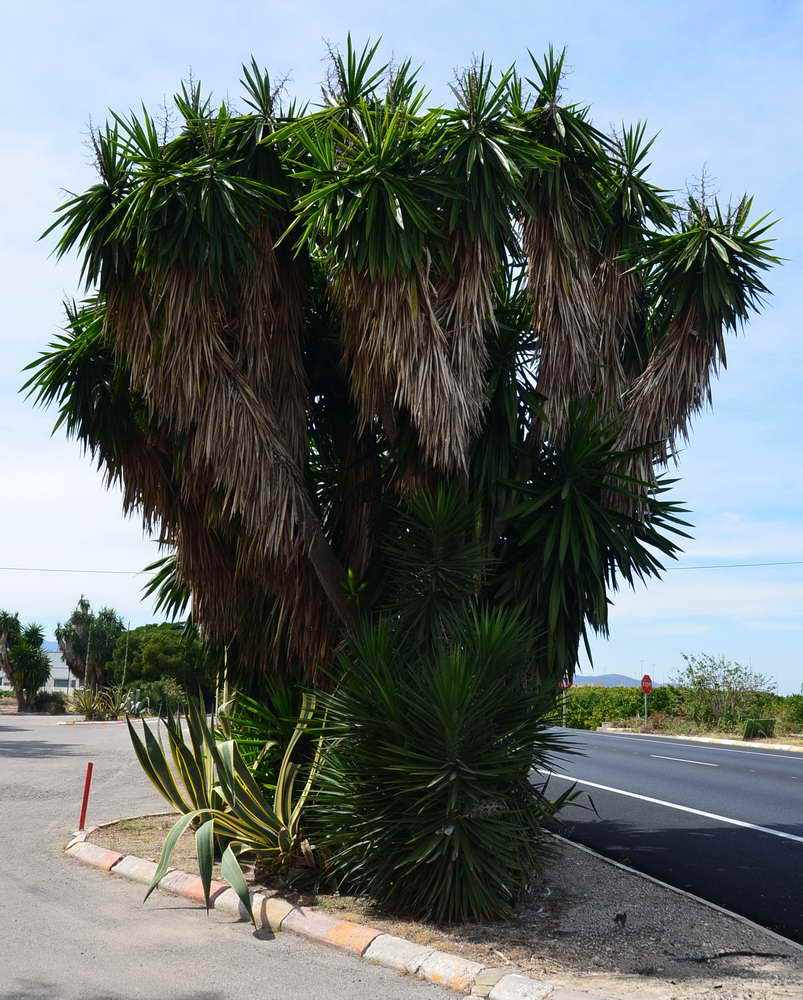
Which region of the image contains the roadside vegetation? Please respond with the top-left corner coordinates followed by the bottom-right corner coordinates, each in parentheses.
top-left (1, 594), bottom-right (213, 719)
top-left (25, 38), bottom-right (776, 921)
top-left (565, 655), bottom-right (802, 736)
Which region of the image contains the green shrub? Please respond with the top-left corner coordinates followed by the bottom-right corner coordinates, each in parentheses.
top-left (313, 609), bottom-right (575, 923)
top-left (647, 685), bottom-right (682, 714)
top-left (671, 655), bottom-right (777, 729)
top-left (125, 678), bottom-right (187, 716)
top-left (71, 687), bottom-right (105, 720)
top-left (743, 718), bottom-right (775, 740)
top-left (563, 685), bottom-right (650, 729)
top-left (31, 690), bottom-right (67, 714)
top-left (218, 682), bottom-right (300, 791)
top-left (782, 694), bottom-right (803, 731)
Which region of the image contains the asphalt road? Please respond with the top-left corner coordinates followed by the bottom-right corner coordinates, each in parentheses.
top-left (548, 728), bottom-right (803, 943)
top-left (0, 714), bottom-right (451, 1000)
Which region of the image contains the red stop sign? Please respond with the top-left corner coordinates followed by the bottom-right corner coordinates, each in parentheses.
top-left (641, 674), bottom-right (653, 694)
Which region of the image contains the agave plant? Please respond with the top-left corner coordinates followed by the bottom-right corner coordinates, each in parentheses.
top-left (96, 685), bottom-right (127, 721)
top-left (142, 694), bottom-right (321, 921)
top-left (217, 682), bottom-right (299, 790)
top-left (71, 686), bottom-right (106, 721)
top-left (127, 698), bottom-right (219, 817)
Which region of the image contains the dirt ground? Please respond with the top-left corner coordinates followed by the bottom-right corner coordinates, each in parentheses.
top-left (92, 814), bottom-right (803, 1000)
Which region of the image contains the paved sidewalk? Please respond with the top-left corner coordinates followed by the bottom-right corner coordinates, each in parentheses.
top-left (0, 715), bottom-right (451, 1000)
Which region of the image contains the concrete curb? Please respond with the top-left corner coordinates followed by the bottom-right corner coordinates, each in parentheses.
top-left (64, 831), bottom-right (626, 999)
top-left (597, 727), bottom-right (803, 753)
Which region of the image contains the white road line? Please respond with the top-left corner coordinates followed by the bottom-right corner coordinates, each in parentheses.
top-left (651, 754), bottom-right (718, 767)
top-left (581, 732), bottom-right (803, 761)
top-left (538, 769), bottom-right (803, 845)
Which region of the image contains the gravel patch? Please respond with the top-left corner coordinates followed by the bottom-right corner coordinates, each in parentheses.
top-left (93, 814), bottom-right (803, 1000)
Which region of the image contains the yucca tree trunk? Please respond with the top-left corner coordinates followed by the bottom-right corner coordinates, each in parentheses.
top-left (308, 524), bottom-right (359, 630)
top-left (0, 631), bottom-right (9, 691)
top-left (592, 248), bottom-right (639, 416)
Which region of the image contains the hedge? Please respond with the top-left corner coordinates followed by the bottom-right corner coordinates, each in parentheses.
top-left (561, 684), bottom-right (802, 733)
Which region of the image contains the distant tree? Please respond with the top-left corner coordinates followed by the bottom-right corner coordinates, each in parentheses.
top-left (671, 653), bottom-right (777, 728)
top-left (56, 597), bottom-right (125, 689)
top-left (0, 612), bottom-right (51, 711)
top-left (108, 623), bottom-right (213, 697)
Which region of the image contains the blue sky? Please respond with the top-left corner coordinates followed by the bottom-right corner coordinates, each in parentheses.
top-left (2, 1), bottom-right (801, 691)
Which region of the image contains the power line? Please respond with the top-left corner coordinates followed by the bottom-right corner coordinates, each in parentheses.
top-left (2, 559), bottom-right (803, 575)
top-left (0, 566), bottom-right (141, 575)
top-left (672, 560), bottom-right (803, 570)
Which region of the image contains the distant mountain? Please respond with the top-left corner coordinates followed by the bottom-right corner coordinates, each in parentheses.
top-left (42, 640), bottom-right (59, 653)
top-left (573, 673), bottom-right (642, 688)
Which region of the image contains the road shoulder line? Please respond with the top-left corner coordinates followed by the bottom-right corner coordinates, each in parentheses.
top-left (539, 769), bottom-right (803, 845)
top-left (595, 728), bottom-right (803, 755)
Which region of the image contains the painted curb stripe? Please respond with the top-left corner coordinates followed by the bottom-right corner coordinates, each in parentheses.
top-left (78, 839), bottom-right (775, 999)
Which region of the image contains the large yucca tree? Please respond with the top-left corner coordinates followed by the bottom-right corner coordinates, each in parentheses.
top-left (25, 39), bottom-right (778, 687)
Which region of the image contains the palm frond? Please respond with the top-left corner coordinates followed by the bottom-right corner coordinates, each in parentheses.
top-left (499, 405), bottom-right (691, 678)
top-left (518, 48), bottom-right (611, 443)
top-left (618, 195), bottom-right (779, 475)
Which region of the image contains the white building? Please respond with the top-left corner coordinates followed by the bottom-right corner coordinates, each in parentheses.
top-left (43, 650), bottom-right (82, 694)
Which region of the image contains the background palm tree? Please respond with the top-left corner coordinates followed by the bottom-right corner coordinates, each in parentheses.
top-left (0, 613), bottom-right (51, 711)
top-left (24, 39), bottom-right (778, 689)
